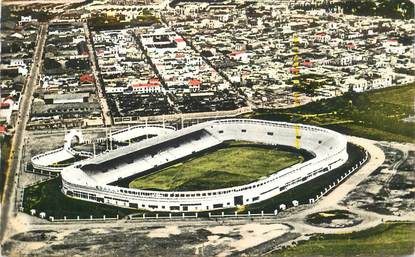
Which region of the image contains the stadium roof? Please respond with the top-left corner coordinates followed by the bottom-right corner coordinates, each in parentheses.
top-left (86, 122), bottom-right (208, 165)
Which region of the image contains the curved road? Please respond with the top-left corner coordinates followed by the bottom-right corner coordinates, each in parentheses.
top-left (282, 136), bottom-right (414, 236)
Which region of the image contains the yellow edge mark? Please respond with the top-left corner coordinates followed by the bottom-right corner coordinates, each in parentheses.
top-left (295, 124), bottom-right (301, 149)
top-left (294, 93), bottom-right (301, 149)
top-left (293, 34), bottom-right (301, 150)
top-left (1, 135), bottom-right (16, 205)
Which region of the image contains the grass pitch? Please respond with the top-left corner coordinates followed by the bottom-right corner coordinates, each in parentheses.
top-left (129, 142), bottom-right (303, 191)
top-left (272, 222), bottom-right (415, 257)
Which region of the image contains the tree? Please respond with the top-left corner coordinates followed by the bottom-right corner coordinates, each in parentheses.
top-left (43, 58), bottom-right (62, 71)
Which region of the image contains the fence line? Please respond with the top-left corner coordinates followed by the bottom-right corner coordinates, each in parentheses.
top-left (313, 150), bottom-right (369, 202)
top-left (25, 167), bottom-right (59, 177)
top-left (24, 176), bottom-right (56, 188)
top-left (128, 210), bottom-right (281, 221)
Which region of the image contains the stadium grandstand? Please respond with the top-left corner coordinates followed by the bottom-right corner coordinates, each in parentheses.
top-left (59, 119), bottom-right (355, 212)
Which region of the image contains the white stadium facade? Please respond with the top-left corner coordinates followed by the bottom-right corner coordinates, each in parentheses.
top-left (54, 119), bottom-right (350, 212)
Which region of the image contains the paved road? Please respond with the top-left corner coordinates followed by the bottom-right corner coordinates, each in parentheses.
top-left (282, 137), bottom-right (414, 235)
top-left (0, 23), bottom-right (48, 243)
top-left (315, 136), bottom-right (385, 208)
top-left (83, 22), bottom-right (113, 126)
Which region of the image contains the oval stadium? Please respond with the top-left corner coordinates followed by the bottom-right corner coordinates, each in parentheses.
top-left (59, 119), bottom-right (350, 212)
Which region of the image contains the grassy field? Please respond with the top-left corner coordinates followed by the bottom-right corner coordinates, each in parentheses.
top-left (128, 143), bottom-right (364, 215)
top-left (129, 142), bottom-right (303, 191)
top-left (272, 222), bottom-right (415, 257)
top-left (23, 178), bottom-right (137, 219)
top-left (248, 84), bottom-right (415, 143)
top-left (0, 134), bottom-right (11, 195)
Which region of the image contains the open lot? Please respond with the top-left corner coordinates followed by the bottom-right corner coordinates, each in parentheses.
top-left (341, 142), bottom-right (415, 216)
top-left (2, 220), bottom-right (296, 257)
top-left (129, 141), bottom-right (303, 191)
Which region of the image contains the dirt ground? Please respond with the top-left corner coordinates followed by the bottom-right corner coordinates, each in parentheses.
top-left (341, 142), bottom-right (415, 216)
top-left (2, 221), bottom-right (294, 257)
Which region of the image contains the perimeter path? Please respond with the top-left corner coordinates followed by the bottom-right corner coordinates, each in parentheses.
top-left (0, 23), bottom-right (48, 242)
top-left (283, 136), bottom-right (414, 235)
top-left (315, 136), bottom-right (386, 208)
top-left (83, 22), bottom-right (113, 126)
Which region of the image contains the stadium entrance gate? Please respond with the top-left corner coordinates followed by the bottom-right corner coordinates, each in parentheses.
top-left (234, 195), bottom-right (244, 205)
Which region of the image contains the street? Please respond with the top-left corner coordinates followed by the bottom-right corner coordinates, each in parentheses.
top-left (0, 23), bottom-right (48, 243)
top-left (83, 22), bottom-right (113, 126)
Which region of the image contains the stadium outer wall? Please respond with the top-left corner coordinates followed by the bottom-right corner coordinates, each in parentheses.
top-left (60, 119), bottom-right (351, 212)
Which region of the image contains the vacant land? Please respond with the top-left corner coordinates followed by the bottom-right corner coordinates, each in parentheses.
top-left (249, 84), bottom-right (415, 143)
top-left (272, 222), bottom-right (415, 257)
top-left (2, 222), bottom-right (295, 257)
top-left (129, 142), bottom-right (302, 191)
top-left (0, 134), bottom-right (11, 194)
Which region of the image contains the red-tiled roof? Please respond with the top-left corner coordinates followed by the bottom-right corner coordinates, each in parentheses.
top-left (80, 74), bottom-right (95, 83)
top-left (148, 78), bottom-right (160, 84)
top-left (0, 125), bottom-right (7, 133)
top-left (290, 67), bottom-right (300, 73)
top-left (175, 38), bottom-right (185, 43)
top-left (188, 79), bottom-right (201, 86)
top-left (346, 43), bottom-right (356, 48)
top-left (230, 51), bottom-right (244, 56)
top-left (0, 102), bottom-right (10, 109)
top-left (303, 60), bottom-right (312, 67)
